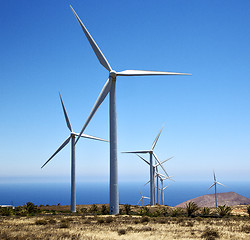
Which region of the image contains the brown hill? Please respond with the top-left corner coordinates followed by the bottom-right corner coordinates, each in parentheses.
top-left (175, 192), bottom-right (250, 208)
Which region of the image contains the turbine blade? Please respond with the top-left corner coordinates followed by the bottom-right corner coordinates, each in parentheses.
top-left (163, 186), bottom-right (169, 190)
top-left (153, 152), bottom-right (169, 177)
top-left (121, 150), bottom-right (150, 154)
top-left (117, 70), bottom-right (192, 76)
top-left (151, 126), bottom-right (164, 150)
top-left (75, 78), bottom-right (112, 144)
top-left (213, 170), bottom-right (216, 181)
top-left (136, 154), bottom-right (150, 165)
top-left (41, 136), bottom-right (71, 168)
top-left (137, 198), bottom-right (142, 205)
top-left (208, 183), bottom-right (215, 190)
top-left (217, 182), bottom-right (226, 187)
top-left (70, 6), bottom-right (112, 72)
top-left (144, 197), bottom-right (150, 199)
top-left (144, 180), bottom-right (150, 186)
top-left (76, 133), bottom-right (108, 142)
top-left (59, 93), bottom-right (72, 132)
top-left (155, 156), bottom-right (173, 167)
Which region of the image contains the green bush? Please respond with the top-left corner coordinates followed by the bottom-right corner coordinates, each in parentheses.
top-left (89, 204), bottom-right (99, 214)
top-left (80, 207), bottom-right (87, 214)
top-left (138, 206), bottom-right (150, 216)
top-left (217, 205), bottom-right (231, 217)
top-left (101, 205), bottom-right (108, 215)
top-left (185, 202), bottom-right (199, 217)
top-left (25, 202), bottom-right (38, 214)
top-left (124, 204), bottom-right (131, 215)
top-left (171, 208), bottom-right (184, 217)
top-left (0, 207), bottom-right (13, 216)
top-left (202, 207), bottom-right (210, 216)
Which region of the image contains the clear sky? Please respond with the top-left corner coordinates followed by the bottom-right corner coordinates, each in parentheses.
top-left (1, 0), bottom-right (250, 184)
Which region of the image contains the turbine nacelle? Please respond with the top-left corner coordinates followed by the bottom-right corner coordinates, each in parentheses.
top-left (109, 70), bottom-right (117, 80)
top-left (71, 132), bottom-right (77, 137)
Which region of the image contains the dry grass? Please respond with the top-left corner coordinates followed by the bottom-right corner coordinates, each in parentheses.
top-left (1, 214), bottom-right (250, 239)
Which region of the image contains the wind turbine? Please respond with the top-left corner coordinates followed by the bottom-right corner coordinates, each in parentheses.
top-left (208, 170), bottom-right (225, 208)
top-left (139, 153), bottom-right (173, 205)
top-left (137, 192), bottom-right (150, 206)
top-left (41, 93), bottom-right (108, 212)
top-left (70, 6), bottom-right (191, 214)
top-left (145, 171), bottom-right (174, 205)
top-left (158, 173), bottom-right (174, 205)
top-left (123, 127), bottom-right (171, 205)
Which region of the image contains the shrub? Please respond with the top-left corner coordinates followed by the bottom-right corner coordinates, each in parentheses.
top-left (101, 205), bottom-right (108, 215)
top-left (217, 205), bottom-right (231, 217)
top-left (124, 204), bottom-right (131, 215)
top-left (89, 204), bottom-right (99, 214)
top-left (106, 216), bottom-right (113, 223)
top-left (140, 226), bottom-right (152, 231)
top-left (171, 208), bottom-right (183, 217)
top-left (141, 216), bottom-right (150, 223)
top-left (201, 228), bottom-right (219, 239)
top-left (0, 207), bottom-right (13, 216)
top-left (80, 207), bottom-right (87, 214)
top-left (25, 202), bottom-right (37, 214)
top-left (48, 219), bottom-right (56, 224)
top-left (138, 206), bottom-right (150, 216)
top-left (97, 218), bottom-right (104, 224)
top-left (118, 229), bottom-right (126, 235)
top-left (241, 225), bottom-right (250, 233)
top-left (202, 207), bottom-right (210, 216)
top-left (35, 219), bottom-right (48, 225)
top-left (160, 207), bottom-right (169, 217)
top-left (185, 202), bottom-right (199, 217)
top-left (60, 220), bottom-right (70, 228)
top-left (247, 206), bottom-right (250, 217)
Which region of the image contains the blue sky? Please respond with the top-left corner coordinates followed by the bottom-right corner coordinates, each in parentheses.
top-left (1, 0), bottom-right (250, 184)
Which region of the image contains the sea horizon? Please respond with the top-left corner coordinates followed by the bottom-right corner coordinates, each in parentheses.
top-left (0, 181), bottom-right (249, 207)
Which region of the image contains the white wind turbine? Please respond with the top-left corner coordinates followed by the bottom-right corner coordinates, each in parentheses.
top-left (145, 171), bottom-right (174, 205)
top-left (137, 192), bottom-right (150, 206)
top-left (123, 127), bottom-right (172, 205)
top-left (208, 170), bottom-right (225, 208)
top-left (158, 173), bottom-right (174, 205)
top-left (70, 6), bottom-right (191, 214)
top-left (41, 93), bottom-right (108, 212)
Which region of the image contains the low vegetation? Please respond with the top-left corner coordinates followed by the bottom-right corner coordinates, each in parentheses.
top-left (0, 203), bottom-right (250, 239)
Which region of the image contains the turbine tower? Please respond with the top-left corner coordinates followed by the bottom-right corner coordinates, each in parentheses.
top-left (70, 6), bottom-right (191, 214)
top-left (137, 192), bottom-right (150, 206)
top-left (41, 93), bottom-right (108, 212)
top-left (123, 127), bottom-right (172, 205)
top-left (208, 170), bottom-right (225, 208)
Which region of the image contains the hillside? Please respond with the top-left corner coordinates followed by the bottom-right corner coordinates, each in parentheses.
top-left (175, 192), bottom-right (250, 208)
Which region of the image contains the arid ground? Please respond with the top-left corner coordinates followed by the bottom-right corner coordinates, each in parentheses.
top-left (0, 204), bottom-right (250, 240)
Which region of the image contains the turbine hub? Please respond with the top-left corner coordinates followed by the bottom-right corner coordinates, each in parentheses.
top-left (109, 70), bottom-right (117, 79)
top-left (71, 132), bottom-right (76, 137)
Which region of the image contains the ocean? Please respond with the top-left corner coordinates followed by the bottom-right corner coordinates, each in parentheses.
top-left (0, 181), bottom-right (249, 207)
